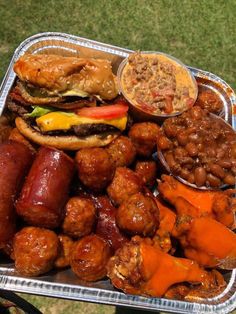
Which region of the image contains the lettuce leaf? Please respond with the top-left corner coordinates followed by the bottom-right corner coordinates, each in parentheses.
top-left (26, 106), bottom-right (56, 118)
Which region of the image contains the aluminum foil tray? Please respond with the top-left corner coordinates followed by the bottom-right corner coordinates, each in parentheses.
top-left (0, 32), bottom-right (236, 314)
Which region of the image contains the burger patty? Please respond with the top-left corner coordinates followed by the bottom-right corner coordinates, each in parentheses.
top-left (7, 100), bottom-right (30, 116)
top-left (72, 124), bottom-right (119, 137)
top-left (27, 121), bottom-right (119, 138)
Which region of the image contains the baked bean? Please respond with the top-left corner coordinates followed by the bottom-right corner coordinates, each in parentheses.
top-left (197, 143), bottom-right (204, 152)
top-left (206, 173), bottom-right (221, 187)
top-left (157, 135), bottom-right (173, 150)
top-left (180, 168), bottom-right (190, 180)
top-left (231, 167), bottom-right (236, 175)
top-left (187, 173), bottom-right (195, 184)
top-left (217, 160), bottom-right (232, 169)
top-left (186, 126), bottom-right (197, 134)
top-left (230, 143), bottom-right (236, 158)
top-left (194, 167), bottom-right (207, 186)
top-left (221, 143), bottom-right (229, 151)
top-left (163, 121), bottom-right (178, 137)
top-left (223, 174), bottom-right (236, 185)
top-left (179, 156), bottom-right (194, 166)
top-left (216, 148), bottom-right (225, 159)
top-left (165, 152), bottom-right (177, 169)
top-left (188, 133), bottom-right (200, 143)
top-left (174, 147), bottom-right (188, 158)
top-left (209, 164), bottom-right (225, 179)
top-left (176, 131), bottom-right (188, 146)
top-left (185, 142), bottom-right (198, 157)
top-left (206, 147), bottom-right (216, 158)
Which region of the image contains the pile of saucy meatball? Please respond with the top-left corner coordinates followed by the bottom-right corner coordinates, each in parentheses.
top-left (1, 120), bottom-right (160, 280)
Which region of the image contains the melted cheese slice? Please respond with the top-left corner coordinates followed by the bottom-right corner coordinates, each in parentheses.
top-left (36, 112), bottom-right (127, 132)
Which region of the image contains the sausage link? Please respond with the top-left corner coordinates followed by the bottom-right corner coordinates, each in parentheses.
top-left (94, 196), bottom-right (129, 252)
top-left (0, 140), bottom-right (34, 248)
top-left (16, 146), bottom-right (75, 228)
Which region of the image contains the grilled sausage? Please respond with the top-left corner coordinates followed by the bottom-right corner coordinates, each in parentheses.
top-left (0, 140), bottom-right (34, 248)
top-left (16, 146), bottom-right (75, 229)
top-left (94, 195), bottom-right (129, 252)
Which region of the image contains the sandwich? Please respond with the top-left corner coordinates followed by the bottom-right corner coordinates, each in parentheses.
top-left (8, 53), bottom-right (129, 150)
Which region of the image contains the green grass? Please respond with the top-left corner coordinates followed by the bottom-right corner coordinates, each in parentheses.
top-left (0, 0), bottom-right (235, 90)
top-left (17, 293), bottom-right (115, 314)
top-left (0, 1), bottom-right (236, 312)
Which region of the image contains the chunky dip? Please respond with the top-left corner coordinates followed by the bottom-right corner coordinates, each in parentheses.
top-left (120, 52), bottom-right (197, 115)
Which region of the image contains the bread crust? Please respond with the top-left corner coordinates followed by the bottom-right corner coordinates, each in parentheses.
top-left (14, 54), bottom-right (118, 100)
top-left (15, 117), bottom-right (119, 150)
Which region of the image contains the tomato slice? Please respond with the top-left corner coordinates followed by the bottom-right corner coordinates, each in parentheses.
top-left (76, 104), bottom-right (129, 120)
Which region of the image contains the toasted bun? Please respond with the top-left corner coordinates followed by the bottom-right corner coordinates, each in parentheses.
top-left (17, 82), bottom-right (64, 105)
top-left (14, 54), bottom-right (118, 100)
top-left (15, 117), bottom-right (119, 150)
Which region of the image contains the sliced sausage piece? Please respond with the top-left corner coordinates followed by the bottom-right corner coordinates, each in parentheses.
top-left (16, 146), bottom-right (75, 229)
top-left (94, 195), bottom-right (129, 252)
top-left (0, 140), bottom-right (34, 248)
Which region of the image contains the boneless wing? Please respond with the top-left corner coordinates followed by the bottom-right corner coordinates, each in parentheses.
top-left (154, 197), bottom-right (176, 253)
top-left (158, 175), bottom-right (235, 228)
top-left (172, 215), bottom-right (236, 269)
top-left (107, 236), bottom-right (225, 298)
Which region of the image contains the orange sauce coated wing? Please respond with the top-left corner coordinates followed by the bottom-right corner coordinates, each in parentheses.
top-left (158, 175), bottom-right (215, 214)
top-left (155, 197), bottom-right (176, 234)
top-left (184, 217), bottom-right (236, 268)
top-left (140, 242), bottom-right (208, 297)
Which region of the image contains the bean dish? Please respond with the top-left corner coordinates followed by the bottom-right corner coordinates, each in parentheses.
top-left (157, 106), bottom-right (236, 188)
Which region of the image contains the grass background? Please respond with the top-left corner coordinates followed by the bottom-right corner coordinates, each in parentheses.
top-left (0, 0), bottom-right (235, 313)
top-left (0, 0), bottom-right (235, 90)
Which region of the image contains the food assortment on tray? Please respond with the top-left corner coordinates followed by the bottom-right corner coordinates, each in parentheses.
top-left (0, 33), bottom-right (236, 313)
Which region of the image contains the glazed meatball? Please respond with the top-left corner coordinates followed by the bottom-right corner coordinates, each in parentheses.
top-left (116, 192), bottom-right (159, 236)
top-left (107, 167), bottom-right (143, 206)
top-left (75, 148), bottom-right (115, 191)
top-left (13, 227), bottom-right (59, 276)
top-left (135, 160), bottom-right (157, 188)
top-left (195, 88), bottom-right (223, 114)
top-left (106, 135), bottom-right (136, 167)
top-left (70, 234), bottom-right (112, 281)
top-left (128, 122), bottom-right (160, 157)
top-left (62, 197), bottom-right (96, 238)
top-left (54, 234), bottom-right (74, 269)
